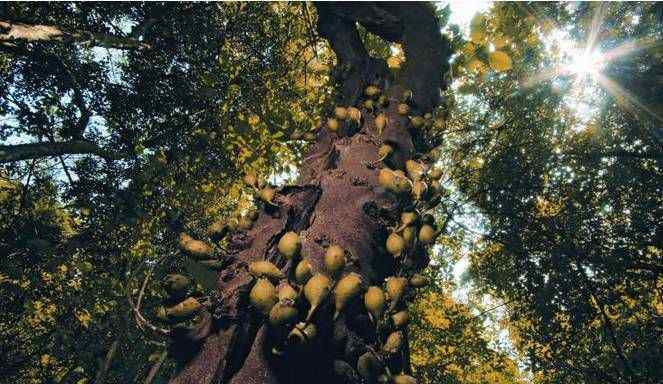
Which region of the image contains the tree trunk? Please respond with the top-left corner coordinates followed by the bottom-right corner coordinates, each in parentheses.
top-left (169, 3), bottom-right (451, 383)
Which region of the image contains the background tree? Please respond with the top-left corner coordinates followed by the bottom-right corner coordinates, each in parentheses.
top-left (1, 3), bottom-right (334, 382)
top-left (441, 3), bottom-right (662, 383)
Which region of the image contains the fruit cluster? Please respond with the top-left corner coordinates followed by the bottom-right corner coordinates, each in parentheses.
top-left (155, 83), bottom-right (446, 384)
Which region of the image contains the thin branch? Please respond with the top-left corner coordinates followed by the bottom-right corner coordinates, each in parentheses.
top-left (18, 158), bottom-right (37, 210)
top-left (468, 298), bottom-right (517, 321)
top-left (127, 286), bottom-right (170, 337)
top-left (56, 53), bottom-right (92, 138)
top-left (136, 262), bottom-right (155, 312)
top-left (94, 339), bottom-right (119, 384)
top-left (57, 153), bottom-right (74, 184)
top-left (576, 265), bottom-right (635, 379)
top-left (126, 260), bottom-right (170, 337)
top-left (0, 20), bottom-right (151, 50)
top-left (143, 350), bottom-right (168, 384)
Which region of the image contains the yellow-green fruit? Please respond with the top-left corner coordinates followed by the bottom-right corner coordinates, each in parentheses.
top-left (227, 217), bottom-right (239, 231)
top-left (294, 258), bottom-right (313, 285)
top-left (328, 118), bottom-right (339, 132)
top-left (155, 306), bottom-right (168, 321)
top-left (402, 89), bottom-right (413, 101)
top-left (277, 282), bottom-right (298, 302)
top-left (277, 231), bottom-right (301, 259)
top-left (334, 360), bottom-right (355, 378)
top-left (259, 187), bottom-right (276, 204)
top-left (391, 310), bottom-right (409, 328)
top-left (335, 106), bottom-right (348, 120)
top-left (401, 212), bottom-right (417, 226)
top-left (430, 179), bottom-right (442, 193)
top-left (412, 180), bottom-right (427, 201)
top-left (418, 224), bottom-right (436, 244)
top-left (304, 273), bottom-right (331, 321)
top-left (402, 226), bottom-right (416, 244)
top-left (378, 168), bottom-right (396, 189)
top-left (288, 322), bottom-right (317, 345)
top-left (243, 173), bottom-right (257, 187)
top-left (199, 259), bottom-right (225, 270)
top-left (249, 260), bottom-right (285, 281)
top-left (165, 297), bottom-right (203, 320)
top-left (378, 95), bottom-right (389, 107)
top-left (393, 374), bottom-right (418, 384)
top-left (179, 232), bottom-right (213, 259)
top-left (250, 278), bottom-right (277, 314)
top-left (405, 160), bottom-right (426, 181)
top-left (409, 274), bottom-right (427, 288)
top-left (238, 216), bottom-right (253, 230)
top-left (375, 113), bottom-right (387, 132)
top-left (378, 144), bottom-right (392, 160)
top-left (364, 99), bottom-right (374, 110)
top-left (324, 245), bottom-right (346, 275)
top-left (364, 286), bottom-right (386, 320)
top-left (393, 173), bottom-right (412, 194)
top-left (246, 209), bottom-right (259, 221)
top-left (347, 107), bottom-right (361, 122)
top-left (357, 352), bottom-right (381, 379)
top-left (382, 331), bottom-right (403, 354)
top-left (163, 274), bottom-right (191, 297)
top-left (269, 303), bottom-right (298, 325)
top-left (429, 167), bottom-right (443, 180)
top-left (386, 277), bottom-right (407, 308)
top-left (365, 85), bottom-right (380, 97)
top-left (410, 116), bottom-right (424, 128)
top-left (386, 233), bottom-right (405, 258)
top-left (397, 103), bottom-right (410, 115)
top-left (424, 113), bottom-right (432, 120)
top-left (333, 273), bottom-right (363, 319)
top-left (208, 220), bottom-right (226, 236)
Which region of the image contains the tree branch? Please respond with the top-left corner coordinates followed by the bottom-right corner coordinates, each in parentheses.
top-left (94, 339), bottom-right (120, 384)
top-left (0, 140), bottom-right (125, 163)
top-left (315, 3), bottom-right (388, 106)
top-left (314, 3), bottom-right (451, 112)
top-left (0, 20), bottom-right (151, 50)
top-left (143, 350), bottom-right (168, 384)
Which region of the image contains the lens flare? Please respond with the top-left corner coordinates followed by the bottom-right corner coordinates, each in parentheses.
top-left (565, 48), bottom-right (604, 78)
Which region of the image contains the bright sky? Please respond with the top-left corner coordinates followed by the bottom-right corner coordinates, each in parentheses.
top-left (441, 0), bottom-right (492, 33)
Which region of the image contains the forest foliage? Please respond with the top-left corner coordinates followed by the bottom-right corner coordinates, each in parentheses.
top-left (0, 2), bottom-right (661, 384)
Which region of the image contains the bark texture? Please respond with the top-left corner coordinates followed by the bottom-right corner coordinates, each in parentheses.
top-left (169, 3), bottom-right (452, 383)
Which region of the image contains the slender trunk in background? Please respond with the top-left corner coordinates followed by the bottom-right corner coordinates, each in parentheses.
top-left (170, 3), bottom-right (452, 383)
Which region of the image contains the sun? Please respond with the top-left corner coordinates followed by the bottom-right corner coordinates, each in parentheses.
top-left (565, 48), bottom-right (605, 78)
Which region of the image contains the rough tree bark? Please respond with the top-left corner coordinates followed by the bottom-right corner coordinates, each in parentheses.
top-left (169, 3), bottom-right (451, 383)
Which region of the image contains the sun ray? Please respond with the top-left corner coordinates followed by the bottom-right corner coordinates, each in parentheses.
top-left (594, 73), bottom-right (663, 124)
top-left (601, 37), bottom-right (662, 63)
top-left (586, 3), bottom-right (608, 52)
top-left (521, 67), bottom-right (561, 89)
